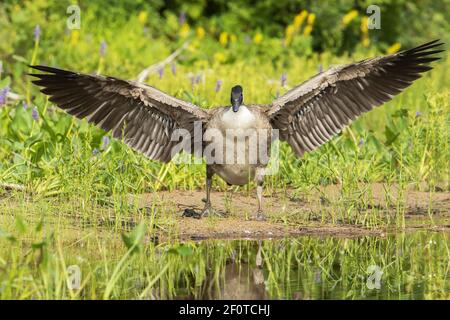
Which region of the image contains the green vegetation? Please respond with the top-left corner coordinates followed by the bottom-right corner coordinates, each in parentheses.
top-left (0, 1), bottom-right (448, 300)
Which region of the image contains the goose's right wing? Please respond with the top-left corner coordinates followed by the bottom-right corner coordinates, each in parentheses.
top-left (30, 65), bottom-right (210, 162)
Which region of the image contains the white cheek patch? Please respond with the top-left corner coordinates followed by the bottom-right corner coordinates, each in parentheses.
top-left (221, 106), bottom-right (255, 129)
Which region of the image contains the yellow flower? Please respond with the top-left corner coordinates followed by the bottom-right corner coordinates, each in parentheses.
top-left (196, 27), bottom-right (205, 39)
top-left (179, 23), bottom-right (190, 38)
top-left (70, 30), bottom-right (79, 46)
top-left (230, 34), bottom-right (237, 43)
top-left (253, 32), bottom-right (263, 44)
top-left (285, 24), bottom-right (295, 37)
top-left (293, 10), bottom-right (308, 29)
top-left (360, 16), bottom-right (369, 33)
top-left (214, 52), bottom-right (226, 63)
top-left (307, 13), bottom-right (316, 25)
top-left (219, 32), bottom-right (228, 46)
top-left (362, 36), bottom-right (370, 48)
top-left (303, 25), bottom-right (313, 36)
top-left (387, 42), bottom-right (402, 54)
top-left (342, 9), bottom-right (358, 26)
top-left (138, 11), bottom-right (148, 25)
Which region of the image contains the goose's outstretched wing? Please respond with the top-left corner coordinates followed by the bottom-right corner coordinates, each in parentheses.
top-left (266, 40), bottom-right (444, 156)
top-left (30, 65), bottom-right (210, 162)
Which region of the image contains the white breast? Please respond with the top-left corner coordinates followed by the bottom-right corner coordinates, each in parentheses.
top-left (221, 106), bottom-right (256, 129)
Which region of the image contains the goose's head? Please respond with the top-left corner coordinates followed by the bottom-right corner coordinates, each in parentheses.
top-left (231, 85), bottom-right (243, 112)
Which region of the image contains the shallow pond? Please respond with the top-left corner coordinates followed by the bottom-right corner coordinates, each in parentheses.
top-left (150, 231), bottom-right (449, 300)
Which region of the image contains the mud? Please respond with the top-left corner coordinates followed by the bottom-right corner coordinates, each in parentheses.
top-left (130, 183), bottom-right (450, 240)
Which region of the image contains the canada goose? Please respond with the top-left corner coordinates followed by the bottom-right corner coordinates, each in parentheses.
top-left (30, 40), bottom-right (443, 221)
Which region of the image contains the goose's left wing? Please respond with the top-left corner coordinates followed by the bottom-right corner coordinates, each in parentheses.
top-left (30, 65), bottom-right (210, 162)
top-left (266, 40), bottom-right (444, 156)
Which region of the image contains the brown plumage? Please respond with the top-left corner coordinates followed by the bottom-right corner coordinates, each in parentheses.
top-left (30, 40), bottom-right (444, 220)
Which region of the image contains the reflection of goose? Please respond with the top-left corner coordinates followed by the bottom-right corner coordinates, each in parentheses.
top-left (204, 241), bottom-right (266, 300)
top-left (30, 40), bottom-right (443, 220)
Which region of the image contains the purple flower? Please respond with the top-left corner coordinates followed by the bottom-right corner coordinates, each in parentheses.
top-left (215, 80), bottom-right (222, 92)
top-left (23, 102), bottom-right (29, 110)
top-left (92, 148), bottom-right (99, 156)
top-left (280, 72), bottom-right (287, 87)
top-left (415, 111), bottom-right (422, 118)
top-left (101, 136), bottom-right (110, 150)
top-left (0, 86), bottom-right (10, 106)
top-left (32, 107), bottom-right (39, 120)
top-left (171, 63), bottom-right (177, 75)
top-left (358, 138), bottom-right (364, 147)
top-left (195, 73), bottom-right (202, 84)
top-left (100, 41), bottom-right (107, 56)
top-left (157, 67), bottom-right (164, 79)
top-left (179, 12), bottom-right (186, 25)
top-left (34, 25), bottom-right (41, 41)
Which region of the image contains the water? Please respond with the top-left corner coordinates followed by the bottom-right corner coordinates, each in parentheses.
top-left (167, 231), bottom-right (449, 300)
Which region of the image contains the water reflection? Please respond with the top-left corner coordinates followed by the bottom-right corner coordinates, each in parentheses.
top-left (172, 231), bottom-right (449, 300)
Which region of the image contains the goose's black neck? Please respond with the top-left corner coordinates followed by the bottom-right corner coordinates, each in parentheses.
top-left (231, 85), bottom-right (243, 112)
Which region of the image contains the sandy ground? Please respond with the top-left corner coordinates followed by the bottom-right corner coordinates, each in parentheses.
top-left (129, 183), bottom-right (450, 240)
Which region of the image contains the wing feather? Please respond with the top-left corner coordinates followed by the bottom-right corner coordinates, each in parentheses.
top-left (267, 40), bottom-right (444, 156)
top-left (30, 65), bottom-right (210, 162)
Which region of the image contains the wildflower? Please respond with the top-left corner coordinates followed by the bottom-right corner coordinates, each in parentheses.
top-left (280, 73), bottom-right (287, 87)
top-left (415, 111), bottom-right (422, 118)
top-left (32, 107), bottom-right (39, 120)
top-left (179, 23), bottom-right (190, 38)
top-left (196, 27), bottom-right (205, 39)
top-left (253, 32), bottom-right (263, 44)
top-left (285, 25), bottom-right (295, 45)
top-left (293, 10), bottom-right (308, 29)
top-left (387, 42), bottom-right (401, 55)
top-left (213, 52), bottom-right (226, 64)
top-left (342, 10), bottom-right (358, 26)
top-left (138, 11), bottom-right (148, 25)
top-left (178, 12), bottom-right (186, 25)
top-left (100, 41), bottom-right (107, 56)
top-left (230, 34), bottom-right (237, 43)
top-left (0, 86), bottom-right (9, 106)
top-left (360, 16), bottom-right (369, 33)
top-left (358, 138), bottom-right (364, 147)
top-left (101, 136), bottom-right (110, 150)
top-left (34, 24), bottom-right (41, 41)
top-left (70, 30), bottom-right (80, 46)
top-left (285, 25), bottom-right (295, 38)
top-left (171, 63), bottom-right (177, 75)
top-left (215, 80), bottom-right (222, 93)
top-left (219, 32), bottom-right (228, 46)
top-left (307, 13), bottom-right (316, 25)
top-left (157, 67), bottom-right (164, 79)
top-left (362, 35), bottom-right (370, 48)
top-left (23, 102), bottom-right (29, 110)
top-left (92, 148), bottom-right (99, 156)
top-left (195, 73), bottom-right (202, 84)
top-left (303, 25), bottom-right (313, 36)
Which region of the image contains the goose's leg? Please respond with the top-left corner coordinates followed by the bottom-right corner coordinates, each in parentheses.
top-left (253, 167), bottom-right (266, 221)
top-left (201, 165), bottom-right (214, 217)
